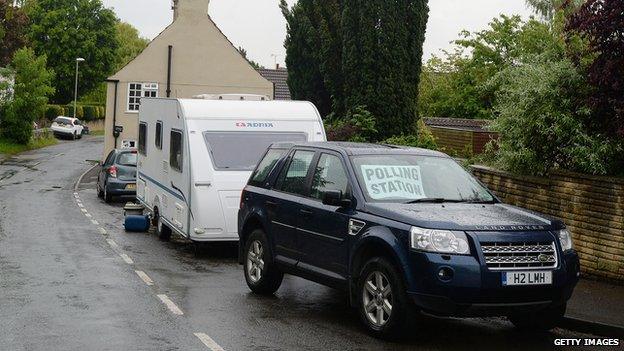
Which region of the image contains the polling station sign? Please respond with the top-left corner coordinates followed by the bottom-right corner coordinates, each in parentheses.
top-left (361, 165), bottom-right (426, 200)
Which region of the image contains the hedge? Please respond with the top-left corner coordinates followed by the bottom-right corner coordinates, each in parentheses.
top-left (44, 105), bottom-right (64, 121)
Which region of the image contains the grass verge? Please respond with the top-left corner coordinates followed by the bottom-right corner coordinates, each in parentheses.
top-left (0, 135), bottom-right (58, 156)
top-left (89, 130), bottom-right (105, 136)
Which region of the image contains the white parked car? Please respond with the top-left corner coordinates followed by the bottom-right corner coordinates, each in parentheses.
top-left (51, 116), bottom-right (84, 140)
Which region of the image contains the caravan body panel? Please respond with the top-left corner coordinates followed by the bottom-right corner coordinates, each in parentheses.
top-left (138, 98), bottom-right (326, 242)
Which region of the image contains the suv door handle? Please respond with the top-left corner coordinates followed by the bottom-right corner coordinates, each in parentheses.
top-left (299, 209), bottom-right (313, 217)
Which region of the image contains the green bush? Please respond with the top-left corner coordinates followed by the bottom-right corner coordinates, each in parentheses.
top-left (65, 104), bottom-right (84, 119)
top-left (99, 106), bottom-right (106, 119)
top-left (487, 58), bottom-right (623, 176)
top-left (324, 106), bottom-right (378, 142)
top-left (383, 119), bottom-right (438, 150)
top-left (44, 105), bottom-right (64, 121)
top-left (83, 105), bottom-right (96, 121)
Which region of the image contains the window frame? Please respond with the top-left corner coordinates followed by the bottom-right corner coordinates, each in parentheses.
top-left (169, 129), bottom-right (184, 173)
top-left (273, 149), bottom-right (318, 198)
top-left (155, 121), bottom-right (163, 150)
top-left (310, 151), bottom-right (352, 202)
top-left (127, 82), bottom-right (159, 113)
top-left (138, 122), bottom-right (147, 156)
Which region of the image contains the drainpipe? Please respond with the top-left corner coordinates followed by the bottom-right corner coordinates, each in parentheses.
top-left (106, 79), bottom-right (120, 148)
top-left (167, 45), bottom-right (173, 98)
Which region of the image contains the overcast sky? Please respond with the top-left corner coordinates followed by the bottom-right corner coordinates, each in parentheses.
top-left (102, 0), bottom-right (534, 68)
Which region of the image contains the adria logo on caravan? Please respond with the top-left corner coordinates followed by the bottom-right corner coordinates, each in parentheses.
top-left (235, 122), bottom-right (275, 128)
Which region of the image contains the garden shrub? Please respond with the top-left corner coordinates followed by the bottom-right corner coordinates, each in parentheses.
top-left (325, 106), bottom-right (378, 142)
top-left (44, 105), bottom-right (64, 121)
top-left (383, 119), bottom-right (438, 150)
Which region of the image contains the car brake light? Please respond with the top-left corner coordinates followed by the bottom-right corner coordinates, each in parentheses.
top-left (108, 166), bottom-right (118, 178)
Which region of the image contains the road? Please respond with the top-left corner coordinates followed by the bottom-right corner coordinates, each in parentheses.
top-left (0, 136), bottom-right (616, 351)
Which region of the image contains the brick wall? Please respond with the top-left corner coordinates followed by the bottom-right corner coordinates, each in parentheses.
top-left (471, 165), bottom-right (624, 283)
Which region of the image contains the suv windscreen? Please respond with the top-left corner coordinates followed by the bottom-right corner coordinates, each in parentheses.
top-left (203, 132), bottom-right (307, 171)
top-left (351, 154), bottom-right (494, 203)
top-left (117, 152), bottom-right (138, 167)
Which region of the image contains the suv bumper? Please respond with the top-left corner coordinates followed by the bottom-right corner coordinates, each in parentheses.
top-left (406, 251), bottom-right (580, 317)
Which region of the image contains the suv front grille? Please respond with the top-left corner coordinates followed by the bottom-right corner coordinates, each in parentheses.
top-left (480, 241), bottom-right (557, 270)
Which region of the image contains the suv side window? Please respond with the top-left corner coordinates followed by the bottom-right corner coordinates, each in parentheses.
top-left (275, 150), bottom-right (315, 196)
top-left (249, 148), bottom-right (286, 187)
top-left (311, 153), bottom-right (350, 200)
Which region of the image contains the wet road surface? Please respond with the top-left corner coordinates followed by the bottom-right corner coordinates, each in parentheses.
top-left (0, 137), bottom-right (617, 351)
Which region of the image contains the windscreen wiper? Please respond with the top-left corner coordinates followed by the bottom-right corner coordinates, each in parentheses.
top-left (404, 198), bottom-right (466, 204)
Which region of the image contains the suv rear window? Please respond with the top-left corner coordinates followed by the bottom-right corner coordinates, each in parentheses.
top-left (249, 149), bottom-right (287, 186)
top-left (203, 132), bottom-right (307, 171)
top-left (117, 152), bottom-right (137, 166)
top-left (54, 117), bottom-right (73, 125)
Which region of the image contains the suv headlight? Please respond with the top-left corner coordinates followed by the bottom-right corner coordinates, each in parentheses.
top-left (557, 229), bottom-right (574, 251)
top-left (410, 226), bottom-right (470, 255)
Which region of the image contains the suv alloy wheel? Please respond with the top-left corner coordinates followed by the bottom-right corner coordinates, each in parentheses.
top-left (357, 257), bottom-right (413, 339)
top-left (244, 229), bottom-right (283, 295)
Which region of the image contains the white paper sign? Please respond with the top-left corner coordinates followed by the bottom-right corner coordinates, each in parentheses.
top-left (360, 165), bottom-right (426, 200)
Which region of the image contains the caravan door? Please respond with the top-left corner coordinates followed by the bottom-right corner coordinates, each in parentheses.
top-left (201, 131), bottom-right (308, 237)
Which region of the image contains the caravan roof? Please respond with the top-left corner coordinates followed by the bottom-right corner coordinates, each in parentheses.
top-left (174, 99), bottom-right (322, 121)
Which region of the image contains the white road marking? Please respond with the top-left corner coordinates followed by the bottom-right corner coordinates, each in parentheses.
top-left (80, 208), bottom-right (87, 213)
top-left (119, 253), bottom-right (134, 264)
top-left (106, 239), bottom-right (118, 249)
top-left (194, 333), bottom-right (225, 351)
top-left (157, 294), bottom-right (184, 315)
top-left (77, 203), bottom-right (84, 208)
top-left (91, 219), bottom-right (99, 225)
top-left (85, 213), bottom-right (92, 218)
top-left (135, 270), bottom-right (154, 286)
top-left (98, 227), bottom-right (107, 235)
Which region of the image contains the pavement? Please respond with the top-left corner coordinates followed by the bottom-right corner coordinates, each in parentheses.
top-left (564, 278), bottom-right (624, 338)
top-left (0, 135), bottom-right (622, 351)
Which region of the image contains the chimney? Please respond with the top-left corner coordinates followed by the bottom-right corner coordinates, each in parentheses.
top-left (172, 0), bottom-right (210, 22)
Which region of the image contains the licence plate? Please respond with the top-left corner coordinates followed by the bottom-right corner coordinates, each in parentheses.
top-left (502, 271), bottom-right (552, 286)
top-left (125, 183), bottom-right (136, 190)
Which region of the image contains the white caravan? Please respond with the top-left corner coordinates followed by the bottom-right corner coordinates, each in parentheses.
top-left (136, 95), bottom-right (326, 242)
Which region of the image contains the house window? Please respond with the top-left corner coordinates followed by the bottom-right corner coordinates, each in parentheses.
top-left (138, 122), bottom-right (147, 155)
top-left (155, 121), bottom-right (163, 150)
top-left (170, 130), bottom-right (183, 172)
top-left (128, 82), bottom-right (159, 112)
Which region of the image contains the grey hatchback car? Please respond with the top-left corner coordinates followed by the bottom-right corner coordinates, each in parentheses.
top-left (97, 149), bottom-right (138, 203)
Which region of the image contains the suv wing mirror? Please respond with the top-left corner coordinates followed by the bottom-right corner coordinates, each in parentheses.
top-left (322, 190), bottom-right (352, 208)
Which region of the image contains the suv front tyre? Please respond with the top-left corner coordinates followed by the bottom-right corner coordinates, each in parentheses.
top-left (244, 229), bottom-right (283, 295)
top-left (357, 257), bottom-right (414, 340)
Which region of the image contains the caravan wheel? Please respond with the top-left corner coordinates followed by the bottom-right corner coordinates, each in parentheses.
top-left (156, 216), bottom-right (172, 242)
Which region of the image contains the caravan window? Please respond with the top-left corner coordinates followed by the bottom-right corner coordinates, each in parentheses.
top-left (203, 132), bottom-right (307, 171)
top-left (138, 122), bottom-right (147, 155)
top-left (170, 130), bottom-right (183, 172)
top-left (155, 121), bottom-right (163, 150)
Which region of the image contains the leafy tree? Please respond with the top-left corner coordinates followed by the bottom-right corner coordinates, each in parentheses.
top-left (419, 15), bottom-right (563, 119)
top-left (237, 47), bottom-right (264, 70)
top-left (0, 0), bottom-right (29, 67)
top-left (116, 22), bottom-right (149, 71)
top-left (0, 48), bottom-right (54, 144)
top-left (342, 0), bottom-right (429, 139)
top-left (26, 0), bottom-right (119, 103)
top-left (280, 0), bottom-right (337, 118)
top-left (567, 0), bottom-right (624, 138)
top-left (488, 57), bottom-right (622, 176)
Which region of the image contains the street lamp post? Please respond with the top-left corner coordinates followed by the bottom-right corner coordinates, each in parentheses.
top-left (73, 58), bottom-right (85, 118)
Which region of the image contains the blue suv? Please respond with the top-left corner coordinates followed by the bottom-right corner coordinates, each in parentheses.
top-left (238, 142), bottom-right (580, 338)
